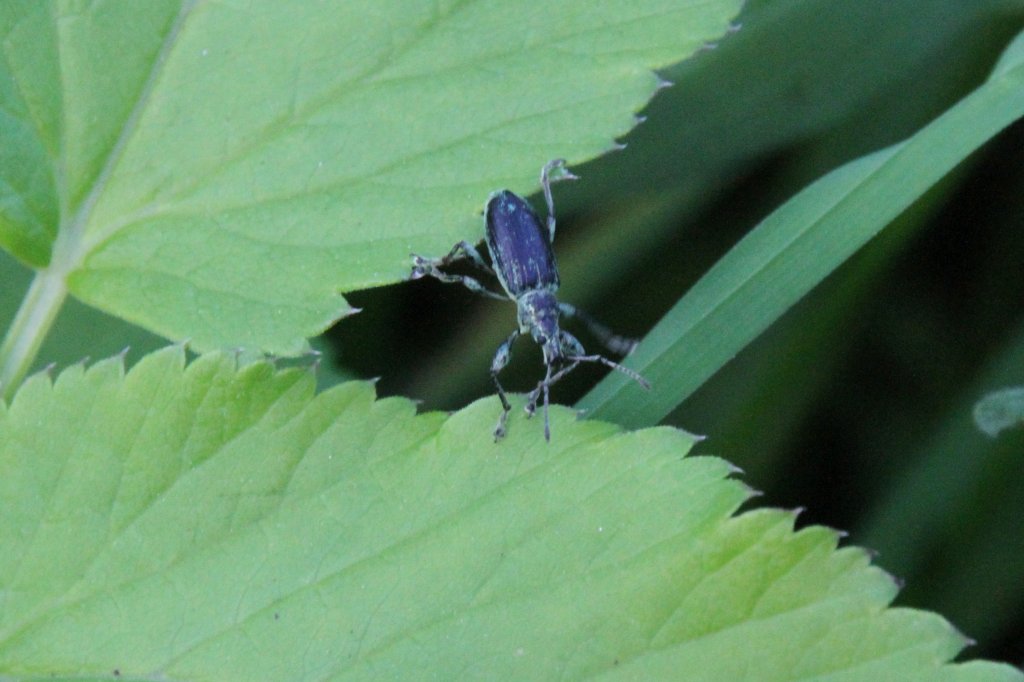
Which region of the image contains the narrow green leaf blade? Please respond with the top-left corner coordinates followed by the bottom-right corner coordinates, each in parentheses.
top-left (0, 349), bottom-right (1018, 681)
top-left (0, 1), bottom-right (742, 354)
top-left (578, 29), bottom-right (1024, 426)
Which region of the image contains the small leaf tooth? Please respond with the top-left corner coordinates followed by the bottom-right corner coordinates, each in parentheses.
top-left (743, 485), bottom-right (764, 500)
top-left (633, 114), bottom-right (648, 125)
top-left (655, 77), bottom-right (674, 90)
top-left (346, 307), bottom-right (364, 317)
top-left (117, 345), bottom-right (131, 360)
top-left (608, 141), bottom-right (627, 153)
top-left (815, 524), bottom-right (851, 542)
top-left (727, 21), bottom-right (742, 33)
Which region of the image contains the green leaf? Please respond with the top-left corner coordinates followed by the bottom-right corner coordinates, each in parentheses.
top-left (578, 27), bottom-right (1024, 427)
top-left (0, 1), bottom-right (742, 356)
top-left (1, 348), bottom-right (1019, 681)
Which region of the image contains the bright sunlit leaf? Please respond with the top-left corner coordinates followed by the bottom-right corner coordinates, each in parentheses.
top-left (0, 1), bottom-right (741, 354)
top-left (0, 348), bottom-right (1019, 681)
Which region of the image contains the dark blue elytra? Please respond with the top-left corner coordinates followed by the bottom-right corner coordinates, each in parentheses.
top-left (410, 159), bottom-right (649, 442)
top-left (485, 190), bottom-right (559, 297)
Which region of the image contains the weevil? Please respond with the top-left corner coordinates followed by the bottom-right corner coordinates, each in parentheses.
top-left (411, 159), bottom-right (649, 441)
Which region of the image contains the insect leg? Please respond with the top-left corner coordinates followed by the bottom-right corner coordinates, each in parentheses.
top-left (558, 303), bottom-right (638, 356)
top-left (540, 159), bottom-right (579, 242)
top-left (411, 241), bottom-right (506, 301)
top-left (491, 329), bottom-right (520, 441)
top-left (526, 330), bottom-right (585, 419)
top-left (525, 364), bottom-right (557, 441)
top-left (524, 359), bottom-right (581, 439)
top-left (566, 353), bottom-right (651, 390)
top-left (558, 330), bottom-right (649, 389)
top-left (541, 368), bottom-right (552, 441)
top-left (427, 240), bottom-right (492, 272)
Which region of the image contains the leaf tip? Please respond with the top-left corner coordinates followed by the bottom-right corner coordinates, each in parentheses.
top-left (743, 485), bottom-right (764, 502)
top-left (37, 361), bottom-right (57, 381)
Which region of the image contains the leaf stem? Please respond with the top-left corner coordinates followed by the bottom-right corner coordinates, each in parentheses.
top-left (0, 268), bottom-right (68, 401)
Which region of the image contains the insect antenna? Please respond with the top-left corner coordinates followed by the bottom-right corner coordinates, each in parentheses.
top-left (524, 354), bottom-right (649, 441)
top-left (567, 354), bottom-right (650, 390)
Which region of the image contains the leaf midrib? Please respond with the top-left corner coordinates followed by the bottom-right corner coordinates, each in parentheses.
top-left (52, 0), bottom-right (199, 278)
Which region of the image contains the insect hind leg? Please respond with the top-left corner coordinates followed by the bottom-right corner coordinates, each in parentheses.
top-left (539, 159), bottom-right (579, 242)
top-left (558, 303), bottom-right (638, 356)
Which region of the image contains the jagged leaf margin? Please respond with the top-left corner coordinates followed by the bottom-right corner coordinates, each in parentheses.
top-left (0, 348), bottom-right (1019, 680)
top-left (0, 1), bottom-right (742, 354)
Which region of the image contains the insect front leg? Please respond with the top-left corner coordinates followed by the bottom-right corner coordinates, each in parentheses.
top-left (491, 330), bottom-right (520, 441)
top-left (539, 159), bottom-right (579, 242)
top-left (558, 303), bottom-right (638, 356)
top-left (568, 353), bottom-right (651, 390)
top-left (524, 360), bottom-right (581, 442)
top-left (524, 364), bottom-right (556, 442)
top-left (411, 241), bottom-right (506, 301)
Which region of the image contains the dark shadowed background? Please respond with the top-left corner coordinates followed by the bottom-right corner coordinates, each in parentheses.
top-left (324, 0), bottom-right (1024, 666)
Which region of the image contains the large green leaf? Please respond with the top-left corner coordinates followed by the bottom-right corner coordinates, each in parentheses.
top-left (0, 1), bottom-right (741, 357)
top-left (0, 347), bottom-right (1020, 681)
top-left (578, 28), bottom-right (1024, 426)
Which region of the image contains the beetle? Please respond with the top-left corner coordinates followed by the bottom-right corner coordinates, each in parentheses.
top-left (411, 159), bottom-right (649, 441)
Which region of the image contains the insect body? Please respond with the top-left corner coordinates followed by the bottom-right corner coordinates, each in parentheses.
top-left (411, 159), bottom-right (649, 441)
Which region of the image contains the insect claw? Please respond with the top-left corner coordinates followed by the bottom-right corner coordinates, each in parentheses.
top-left (524, 400), bottom-right (536, 418)
top-left (409, 254), bottom-right (429, 279)
top-left (494, 408), bottom-right (509, 441)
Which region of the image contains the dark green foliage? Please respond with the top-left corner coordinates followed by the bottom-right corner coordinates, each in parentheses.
top-left (327, 0), bottom-right (1024, 662)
